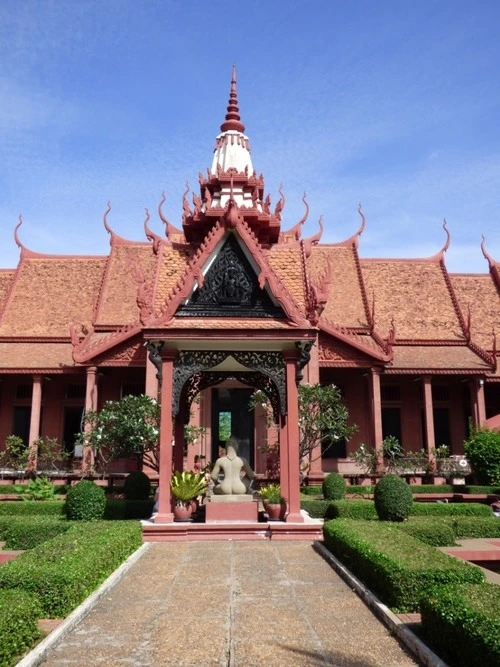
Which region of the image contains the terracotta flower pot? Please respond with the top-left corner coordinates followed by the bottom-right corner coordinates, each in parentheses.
top-left (265, 502), bottom-right (282, 521)
top-left (173, 503), bottom-right (193, 522)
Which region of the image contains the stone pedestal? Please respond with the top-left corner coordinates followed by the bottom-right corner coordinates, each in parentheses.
top-left (205, 495), bottom-right (258, 523)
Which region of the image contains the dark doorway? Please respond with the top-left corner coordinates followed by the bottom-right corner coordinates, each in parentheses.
top-left (63, 407), bottom-right (84, 454)
top-left (211, 387), bottom-right (254, 467)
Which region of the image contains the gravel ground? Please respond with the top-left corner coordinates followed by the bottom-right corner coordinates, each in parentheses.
top-left (40, 541), bottom-right (419, 667)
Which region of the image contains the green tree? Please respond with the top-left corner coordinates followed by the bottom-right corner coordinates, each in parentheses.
top-left (464, 427), bottom-right (500, 485)
top-left (249, 383), bottom-right (356, 469)
top-left (81, 395), bottom-right (160, 472)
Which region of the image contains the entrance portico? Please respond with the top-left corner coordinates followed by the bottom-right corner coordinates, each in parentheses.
top-left (144, 333), bottom-right (314, 534)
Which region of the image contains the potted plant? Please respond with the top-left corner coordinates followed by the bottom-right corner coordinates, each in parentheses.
top-left (259, 483), bottom-right (285, 521)
top-left (170, 470), bottom-right (207, 521)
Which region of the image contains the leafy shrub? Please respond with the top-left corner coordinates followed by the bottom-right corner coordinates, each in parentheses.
top-left (0, 516), bottom-right (71, 550)
top-left (374, 474), bottom-right (413, 521)
top-left (0, 590), bottom-right (42, 666)
top-left (326, 499), bottom-right (377, 520)
top-left (464, 428), bottom-right (500, 485)
top-left (19, 477), bottom-right (56, 501)
top-left (0, 485), bottom-right (22, 495)
top-left (65, 481), bottom-right (105, 521)
top-left (0, 501), bottom-right (64, 517)
top-left (300, 486), bottom-right (323, 496)
top-left (323, 519), bottom-right (484, 611)
top-left (0, 521), bottom-right (142, 617)
top-left (411, 502), bottom-right (492, 517)
top-left (420, 583), bottom-right (500, 666)
top-left (123, 471), bottom-right (151, 501)
top-left (397, 519), bottom-right (456, 547)
top-left (322, 472), bottom-right (347, 500)
top-left (300, 500), bottom-right (331, 518)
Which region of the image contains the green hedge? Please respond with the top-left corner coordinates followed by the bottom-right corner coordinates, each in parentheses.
top-left (300, 486), bottom-right (323, 496)
top-left (0, 516), bottom-right (72, 550)
top-left (0, 501), bottom-right (65, 517)
top-left (0, 590), bottom-right (42, 667)
top-left (411, 502), bottom-right (492, 517)
top-left (326, 500), bottom-right (377, 520)
top-left (445, 517), bottom-right (500, 540)
top-left (420, 583), bottom-right (500, 666)
top-left (397, 519), bottom-right (456, 547)
top-left (0, 521), bottom-right (142, 617)
top-left (300, 500), bottom-right (331, 518)
top-left (345, 485), bottom-right (374, 495)
top-left (323, 519), bottom-right (484, 611)
top-left (456, 485), bottom-right (500, 495)
top-left (325, 499), bottom-right (493, 521)
top-left (412, 484), bottom-right (453, 494)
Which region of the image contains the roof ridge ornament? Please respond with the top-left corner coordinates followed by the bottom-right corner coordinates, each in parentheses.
top-left (220, 65), bottom-right (245, 133)
top-left (158, 192), bottom-right (183, 239)
top-left (14, 215), bottom-right (24, 251)
top-left (429, 218), bottom-right (451, 262)
top-left (282, 193), bottom-right (309, 241)
top-left (143, 208), bottom-right (163, 254)
top-left (481, 234), bottom-right (496, 269)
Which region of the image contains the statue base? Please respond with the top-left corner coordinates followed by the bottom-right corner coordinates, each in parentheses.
top-left (206, 496), bottom-right (258, 523)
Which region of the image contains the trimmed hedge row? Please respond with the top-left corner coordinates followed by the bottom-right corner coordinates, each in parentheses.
top-left (0, 521), bottom-right (142, 617)
top-left (300, 500), bottom-right (331, 518)
top-left (323, 519), bottom-right (484, 611)
top-left (0, 516), bottom-right (72, 550)
top-left (456, 485), bottom-right (500, 495)
top-left (325, 499), bottom-right (493, 520)
top-left (0, 501), bottom-right (65, 516)
top-left (397, 519), bottom-right (456, 547)
top-left (0, 589), bottom-right (42, 667)
top-left (420, 583), bottom-right (500, 667)
top-left (300, 486), bottom-right (323, 496)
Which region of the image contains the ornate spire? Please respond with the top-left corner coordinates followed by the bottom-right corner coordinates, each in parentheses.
top-left (220, 65), bottom-right (245, 133)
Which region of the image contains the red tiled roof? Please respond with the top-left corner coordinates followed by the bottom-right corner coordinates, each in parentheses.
top-left (387, 344), bottom-right (490, 371)
top-left (94, 243), bottom-right (157, 326)
top-left (0, 270), bottom-right (15, 312)
top-left (0, 342), bottom-right (75, 369)
top-left (450, 273), bottom-right (500, 349)
top-left (0, 257), bottom-right (106, 337)
top-left (153, 244), bottom-right (192, 312)
top-left (266, 246), bottom-right (306, 311)
top-left (361, 259), bottom-right (462, 340)
top-left (309, 246), bottom-right (368, 327)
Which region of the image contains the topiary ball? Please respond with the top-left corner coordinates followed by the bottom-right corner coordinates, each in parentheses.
top-left (322, 472), bottom-right (347, 500)
top-left (374, 474), bottom-right (413, 522)
top-left (65, 480), bottom-right (106, 521)
top-left (123, 471), bottom-right (151, 501)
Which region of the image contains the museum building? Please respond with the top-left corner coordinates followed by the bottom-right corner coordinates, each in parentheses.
top-left (0, 69), bottom-right (499, 524)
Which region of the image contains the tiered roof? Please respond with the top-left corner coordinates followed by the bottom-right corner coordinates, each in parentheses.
top-left (0, 69), bottom-right (497, 378)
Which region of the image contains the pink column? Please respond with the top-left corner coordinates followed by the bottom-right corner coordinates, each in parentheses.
top-left (422, 376), bottom-right (436, 470)
top-left (284, 350), bottom-right (303, 523)
top-left (83, 366), bottom-right (98, 474)
top-left (155, 349), bottom-right (176, 523)
top-left (279, 414), bottom-right (289, 510)
top-left (370, 368), bottom-right (383, 469)
top-left (470, 378), bottom-right (486, 428)
top-left (145, 356), bottom-right (159, 399)
top-left (28, 375), bottom-right (43, 471)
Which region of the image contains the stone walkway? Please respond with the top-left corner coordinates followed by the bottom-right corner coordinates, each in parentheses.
top-left (40, 541), bottom-right (419, 667)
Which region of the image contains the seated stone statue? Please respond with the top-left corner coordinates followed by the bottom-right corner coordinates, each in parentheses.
top-left (211, 437), bottom-right (255, 495)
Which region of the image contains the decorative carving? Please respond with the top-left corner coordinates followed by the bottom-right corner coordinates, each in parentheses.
top-left (182, 183), bottom-right (192, 223)
top-left (318, 334), bottom-right (371, 364)
top-left (192, 193), bottom-right (202, 217)
top-left (146, 341), bottom-right (164, 384)
top-left (204, 186), bottom-right (212, 210)
top-left (96, 340), bottom-right (147, 365)
top-left (295, 341), bottom-right (313, 382)
top-left (263, 194), bottom-right (271, 214)
top-left (176, 235), bottom-right (284, 318)
top-left (173, 350), bottom-right (286, 417)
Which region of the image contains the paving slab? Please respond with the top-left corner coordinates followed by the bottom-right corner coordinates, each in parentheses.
top-left (39, 541), bottom-right (419, 666)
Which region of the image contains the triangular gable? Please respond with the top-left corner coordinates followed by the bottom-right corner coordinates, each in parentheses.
top-left (153, 210), bottom-right (308, 326)
top-left (176, 234), bottom-right (285, 318)
top-left (319, 320), bottom-right (392, 363)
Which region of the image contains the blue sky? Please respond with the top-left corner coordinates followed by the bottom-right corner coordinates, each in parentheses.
top-left (1, 0), bottom-right (499, 272)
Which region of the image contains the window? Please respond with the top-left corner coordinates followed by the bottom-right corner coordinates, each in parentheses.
top-left (382, 407), bottom-right (402, 445)
top-left (12, 406), bottom-right (31, 446)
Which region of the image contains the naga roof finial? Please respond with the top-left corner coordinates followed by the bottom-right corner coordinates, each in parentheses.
top-left (481, 235), bottom-right (496, 269)
top-left (14, 215), bottom-right (24, 250)
top-left (220, 65), bottom-right (245, 133)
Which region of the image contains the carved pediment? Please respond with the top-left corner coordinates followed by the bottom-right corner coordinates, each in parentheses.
top-left (176, 234), bottom-right (285, 318)
top-left (95, 338), bottom-right (147, 366)
top-left (318, 333), bottom-right (373, 366)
